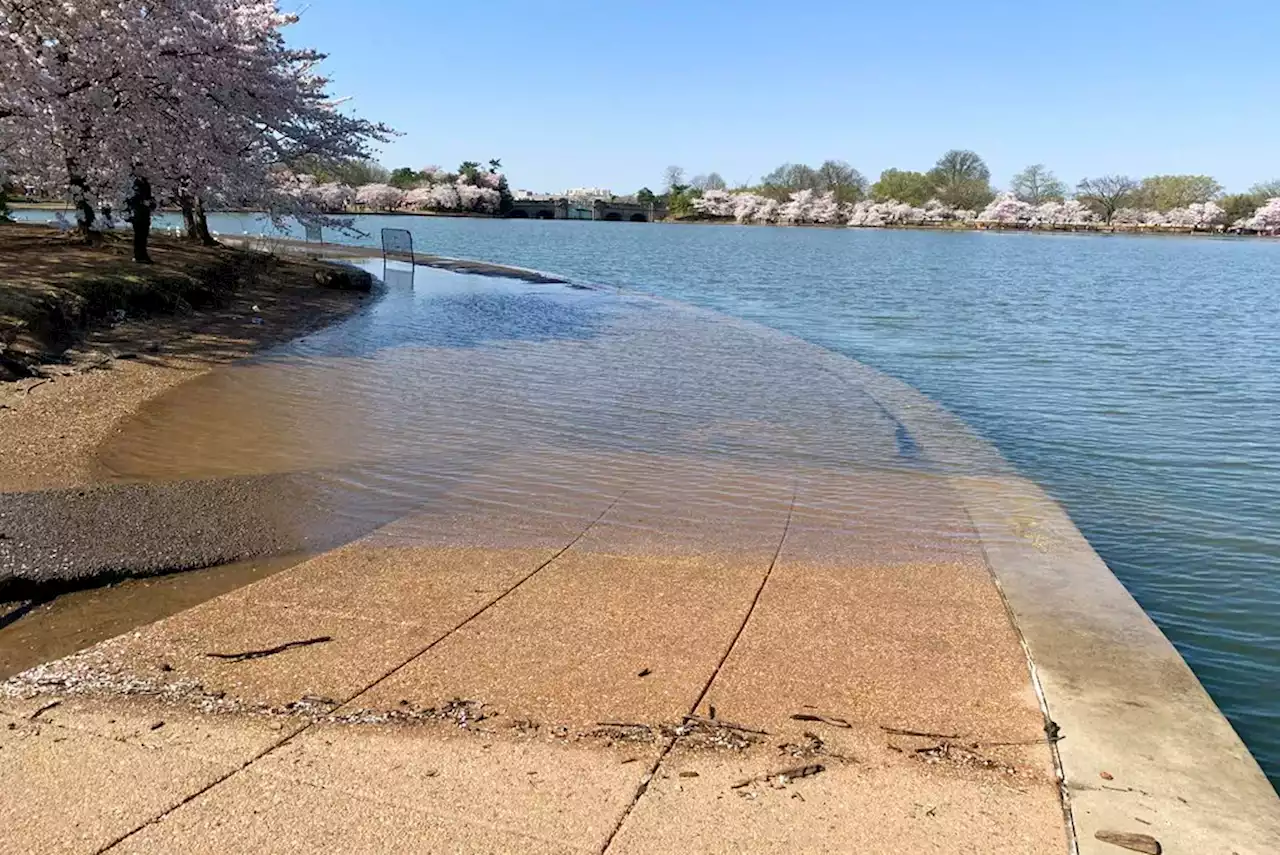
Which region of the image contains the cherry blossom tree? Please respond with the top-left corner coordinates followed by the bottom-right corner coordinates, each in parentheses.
top-left (731, 193), bottom-right (769, 223)
top-left (1164, 201), bottom-right (1225, 229)
top-left (1029, 200), bottom-right (1095, 226)
top-left (1245, 198), bottom-right (1280, 233)
top-left (691, 189), bottom-right (735, 218)
top-left (456, 183), bottom-right (501, 213)
top-left (777, 190), bottom-right (815, 224)
top-left (977, 193), bottom-right (1034, 225)
top-left (402, 186), bottom-right (442, 210)
top-left (355, 183), bottom-right (405, 210)
top-left (0, 1), bottom-right (392, 258)
top-left (808, 192), bottom-right (842, 224)
top-left (847, 200), bottom-right (929, 227)
top-left (774, 190), bottom-right (842, 225)
top-left (313, 182), bottom-right (356, 212)
top-left (921, 199), bottom-right (956, 222)
top-left (1110, 208), bottom-right (1147, 226)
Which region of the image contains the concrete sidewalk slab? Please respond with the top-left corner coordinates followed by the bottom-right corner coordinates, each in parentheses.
top-left (251, 724), bottom-right (661, 852)
top-left (115, 764), bottom-right (589, 855)
top-left (26, 545), bottom-right (567, 711)
top-left (347, 471), bottom-right (791, 728)
top-left (349, 551), bottom-right (773, 730)
top-left (607, 753), bottom-right (1065, 855)
top-left (0, 696), bottom-right (299, 855)
top-left (694, 559), bottom-right (1043, 740)
top-left (605, 553), bottom-right (1066, 853)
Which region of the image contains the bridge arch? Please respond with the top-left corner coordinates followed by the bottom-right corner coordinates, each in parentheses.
top-left (506, 209), bottom-right (529, 219)
top-left (535, 209), bottom-right (555, 219)
top-left (603, 212), bottom-right (622, 221)
top-left (629, 213), bottom-right (648, 223)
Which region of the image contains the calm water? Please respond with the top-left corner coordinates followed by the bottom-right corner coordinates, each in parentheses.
top-left (13, 210), bottom-right (1280, 784)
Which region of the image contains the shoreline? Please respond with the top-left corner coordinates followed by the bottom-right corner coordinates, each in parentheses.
top-left (15, 202), bottom-right (1276, 239)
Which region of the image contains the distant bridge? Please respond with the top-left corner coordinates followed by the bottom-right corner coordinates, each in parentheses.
top-left (507, 197), bottom-right (666, 222)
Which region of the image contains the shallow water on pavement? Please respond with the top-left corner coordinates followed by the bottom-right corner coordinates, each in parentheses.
top-left (2, 263), bottom-right (1001, 698)
top-left (93, 263), bottom-right (980, 551)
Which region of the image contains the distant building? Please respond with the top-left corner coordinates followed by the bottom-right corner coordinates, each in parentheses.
top-left (564, 187), bottom-right (613, 200)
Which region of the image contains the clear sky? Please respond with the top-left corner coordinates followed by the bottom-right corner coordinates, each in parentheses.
top-left (289, 0), bottom-right (1278, 195)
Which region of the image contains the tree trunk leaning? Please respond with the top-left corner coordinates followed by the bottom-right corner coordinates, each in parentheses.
top-left (193, 197), bottom-right (217, 246)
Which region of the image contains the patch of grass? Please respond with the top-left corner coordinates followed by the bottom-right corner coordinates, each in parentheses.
top-left (0, 223), bottom-right (352, 378)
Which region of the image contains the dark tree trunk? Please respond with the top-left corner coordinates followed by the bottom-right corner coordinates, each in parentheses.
top-left (68, 173), bottom-right (96, 244)
top-left (193, 197), bottom-right (216, 246)
top-left (125, 175), bottom-right (156, 264)
top-left (131, 210), bottom-right (152, 263)
top-left (179, 193), bottom-right (200, 241)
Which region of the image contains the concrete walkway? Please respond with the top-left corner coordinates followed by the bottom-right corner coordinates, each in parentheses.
top-left (1, 452), bottom-right (1066, 854)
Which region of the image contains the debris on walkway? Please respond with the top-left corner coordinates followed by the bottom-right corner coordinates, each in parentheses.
top-left (732, 763), bottom-right (825, 790)
top-left (1095, 830), bottom-right (1162, 854)
top-left (205, 635), bottom-right (333, 662)
top-left (792, 711), bottom-right (852, 729)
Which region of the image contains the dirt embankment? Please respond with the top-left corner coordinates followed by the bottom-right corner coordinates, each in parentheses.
top-left (0, 222), bottom-right (371, 380)
top-left (0, 224), bottom-right (378, 594)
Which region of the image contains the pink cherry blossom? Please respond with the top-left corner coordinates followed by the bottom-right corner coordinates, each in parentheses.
top-left (355, 183), bottom-right (405, 210)
top-left (1246, 198), bottom-right (1280, 233)
top-left (977, 193), bottom-right (1033, 224)
top-left (0, 1), bottom-right (392, 238)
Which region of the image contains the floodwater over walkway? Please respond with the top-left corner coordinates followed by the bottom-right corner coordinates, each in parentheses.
top-left (2, 262), bottom-right (1275, 853)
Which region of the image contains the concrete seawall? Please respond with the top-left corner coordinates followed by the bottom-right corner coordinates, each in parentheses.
top-left (811, 342), bottom-right (1280, 853)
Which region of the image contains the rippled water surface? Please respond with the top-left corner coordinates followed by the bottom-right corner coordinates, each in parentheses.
top-left (13, 209), bottom-right (1280, 785)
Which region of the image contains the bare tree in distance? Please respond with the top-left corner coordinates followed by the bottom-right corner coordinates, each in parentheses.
top-left (760, 162), bottom-right (822, 201)
top-left (664, 165), bottom-right (686, 192)
top-left (1250, 179), bottom-right (1280, 198)
top-left (929, 150), bottom-right (994, 209)
top-left (690, 172), bottom-right (727, 191)
top-left (817, 160), bottom-right (868, 203)
top-left (930, 150), bottom-right (991, 185)
top-left (1010, 164), bottom-right (1066, 205)
top-left (1076, 175), bottom-right (1139, 223)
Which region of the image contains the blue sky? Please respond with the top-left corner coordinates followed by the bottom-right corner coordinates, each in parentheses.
top-left (290, 1), bottom-right (1278, 194)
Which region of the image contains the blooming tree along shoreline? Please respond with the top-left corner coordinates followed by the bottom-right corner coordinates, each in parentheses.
top-left (686, 185), bottom-right (1279, 235)
top-left (0, 0), bottom-right (392, 260)
top-left (671, 153), bottom-right (1280, 235)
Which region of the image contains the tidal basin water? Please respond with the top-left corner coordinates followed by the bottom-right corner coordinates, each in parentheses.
top-left (14, 209), bottom-right (1280, 785)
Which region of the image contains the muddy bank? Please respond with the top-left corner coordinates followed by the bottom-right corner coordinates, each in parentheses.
top-left (0, 474), bottom-right (360, 599)
top-left (0, 225), bottom-right (376, 493)
top-left (0, 222), bottom-right (372, 381)
top-left (1, 224), bottom-right (382, 599)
